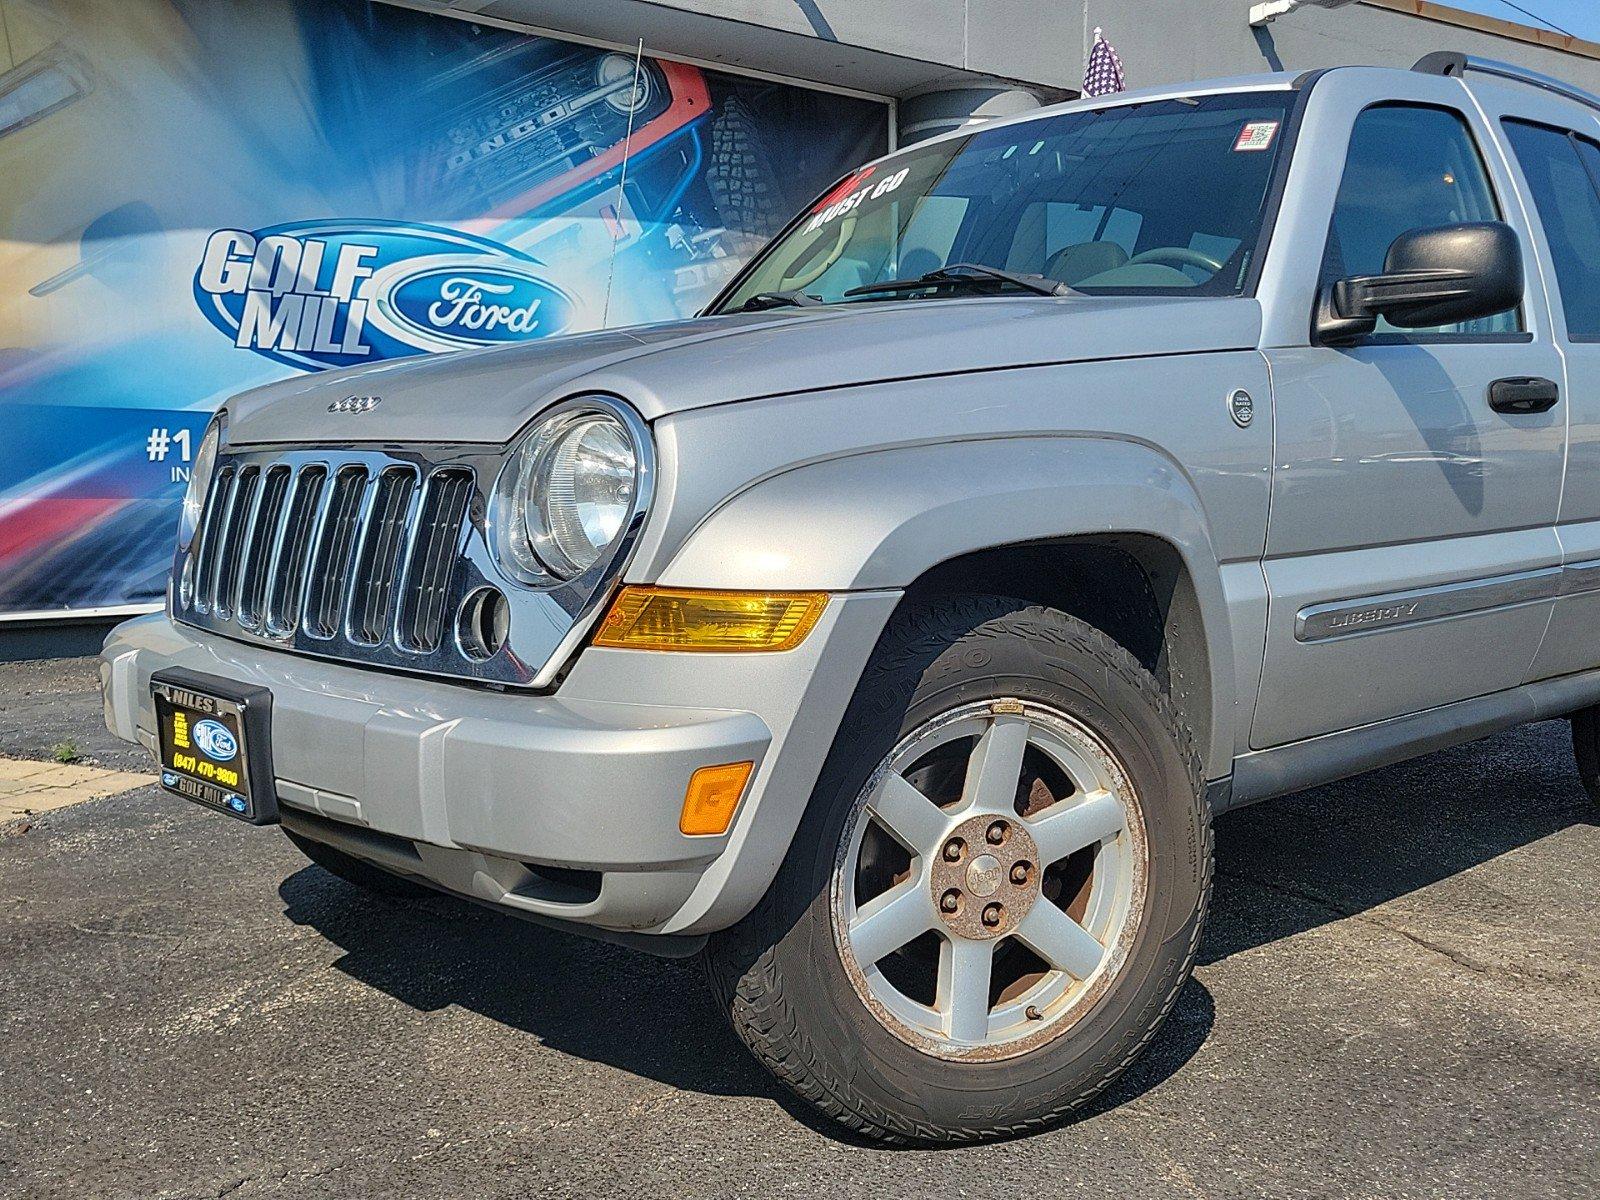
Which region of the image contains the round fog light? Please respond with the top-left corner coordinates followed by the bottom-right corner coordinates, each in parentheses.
top-left (457, 587), bottom-right (510, 661)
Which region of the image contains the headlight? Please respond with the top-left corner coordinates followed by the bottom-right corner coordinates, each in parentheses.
top-left (598, 52), bottom-right (651, 114)
top-left (494, 400), bottom-right (646, 584)
top-left (178, 415), bottom-right (223, 550)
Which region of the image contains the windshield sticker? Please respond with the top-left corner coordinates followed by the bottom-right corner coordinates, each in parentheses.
top-left (1234, 121), bottom-right (1281, 153)
top-left (804, 166), bottom-right (911, 233)
top-left (814, 166), bottom-right (876, 211)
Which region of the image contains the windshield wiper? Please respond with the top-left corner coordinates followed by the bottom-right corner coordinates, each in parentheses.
top-left (737, 289), bottom-right (825, 312)
top-left (844, 262), bottom-right (1078, 300)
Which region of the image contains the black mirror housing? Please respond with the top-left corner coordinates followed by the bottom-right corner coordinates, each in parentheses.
top-left (1316, 221), bottom-right (1523, 346)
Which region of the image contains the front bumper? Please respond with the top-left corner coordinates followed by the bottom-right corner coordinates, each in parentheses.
top-left (101, 593), bottom-right (898, 937)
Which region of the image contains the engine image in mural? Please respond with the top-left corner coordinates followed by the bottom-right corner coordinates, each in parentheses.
top-left (0, 0), bottom-right (886, 616)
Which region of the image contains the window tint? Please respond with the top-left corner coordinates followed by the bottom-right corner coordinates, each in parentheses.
top-left (1323, 105), bottom-right (1521, 337)
top-left (1503, 120), bottom-right (1600, 341)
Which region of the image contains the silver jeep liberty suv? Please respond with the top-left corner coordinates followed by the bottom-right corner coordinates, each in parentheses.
top-left (102, 52), bottom-right (1600, 1142)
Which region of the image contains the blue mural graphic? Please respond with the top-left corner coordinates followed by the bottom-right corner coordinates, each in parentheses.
top-left (0, 0), bottom-right (886, 615)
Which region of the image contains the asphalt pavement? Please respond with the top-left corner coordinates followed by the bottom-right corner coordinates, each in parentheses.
top-left (0, 657), bottom-right (1596, 1199)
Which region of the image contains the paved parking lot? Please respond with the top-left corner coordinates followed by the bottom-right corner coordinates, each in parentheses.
top-left (1, 657), bottom-right (1597, 1199)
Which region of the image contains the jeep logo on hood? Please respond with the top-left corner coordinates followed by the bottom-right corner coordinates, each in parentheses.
top-left (194, 219), bottom-right (580, 371)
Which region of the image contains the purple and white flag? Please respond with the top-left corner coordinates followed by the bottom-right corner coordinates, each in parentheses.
top-left (1083, 28), bottom-right (1126, 98)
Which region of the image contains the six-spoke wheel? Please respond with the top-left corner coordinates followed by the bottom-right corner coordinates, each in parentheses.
top-left (704, 596), bottom-right (1209, 1144)
top-left (834, 700), bottom-right (1145, 1058)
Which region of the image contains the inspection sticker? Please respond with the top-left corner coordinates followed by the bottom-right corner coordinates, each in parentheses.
top-left (1234, 121), bottom-right (1281, 152)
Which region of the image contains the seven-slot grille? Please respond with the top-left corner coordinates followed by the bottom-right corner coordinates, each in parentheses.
top-left (186, 458), bottom-right (474, 655)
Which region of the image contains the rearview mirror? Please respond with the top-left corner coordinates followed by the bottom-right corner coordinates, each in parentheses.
top-left (1315, 221), bottom-right (1523, 346)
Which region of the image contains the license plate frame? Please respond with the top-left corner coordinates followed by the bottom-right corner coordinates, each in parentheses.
top-left (150, 667), bottom-right (279, 825)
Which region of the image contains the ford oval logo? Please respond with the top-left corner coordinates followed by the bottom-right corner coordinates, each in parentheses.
top-left (192, 719), bottom-right (238, 763)
top-left (384, 265), bottom-right (575, 350)
top-left (194, 220), bottom-right (581, 371)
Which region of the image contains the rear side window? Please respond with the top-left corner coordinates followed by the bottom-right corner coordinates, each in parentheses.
top-left (1503, 120), bottom-right (1600, 342)
top-left (1322, 104), bottom-right (1521, 337)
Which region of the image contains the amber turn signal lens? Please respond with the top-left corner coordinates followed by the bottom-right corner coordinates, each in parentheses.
top-left (680, 761), bottom-right (754, 836)
top-left (593, 587), bottom-right (828, 652)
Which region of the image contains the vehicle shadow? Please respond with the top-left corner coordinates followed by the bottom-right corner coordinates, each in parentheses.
top-left (278, 858), bottom-right (956, 1144)
top-left (277, 719), bottom-right (1593, 1145)
top-left (1202, 718), bottom-right (1594, 966)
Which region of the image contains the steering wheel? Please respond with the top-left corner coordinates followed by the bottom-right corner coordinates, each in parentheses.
top-left (782, 217), bottom-right (856, 291)
top-left (1126, 246), bottom-right (1226, 274)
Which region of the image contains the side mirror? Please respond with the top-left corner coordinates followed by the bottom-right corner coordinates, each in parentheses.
top-left (1315, 221), bottom-right (1523, 346)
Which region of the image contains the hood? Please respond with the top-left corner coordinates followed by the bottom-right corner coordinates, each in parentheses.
top-left (224, 295), bottom-right (1264, 446)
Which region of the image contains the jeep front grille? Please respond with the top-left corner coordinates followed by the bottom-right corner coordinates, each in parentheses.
top-left (170, 424), bottom-right (653, 690)
top-left (180, 451), bottom-right (497, 678)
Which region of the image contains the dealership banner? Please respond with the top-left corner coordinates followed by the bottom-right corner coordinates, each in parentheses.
top-left (0, 0), bottom-right (887, 617)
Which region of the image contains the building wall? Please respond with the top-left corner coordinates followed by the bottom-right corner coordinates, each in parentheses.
top-left (433, 0), bottom-right (1600, 101)
top-left (1084, 0), bottom-right (1600, 94)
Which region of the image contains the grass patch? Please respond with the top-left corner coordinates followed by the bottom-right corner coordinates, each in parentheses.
top-left (50, 740), bottom-right (83, 765)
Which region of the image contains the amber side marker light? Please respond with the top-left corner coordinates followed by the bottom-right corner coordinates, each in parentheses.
top-left (593, 587), bottom-right (829, 652)
top-left (681, 761), bottom-right (755, 836)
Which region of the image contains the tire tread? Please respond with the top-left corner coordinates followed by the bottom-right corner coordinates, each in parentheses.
top-left (704, 596), bottom-right (1211, 1145)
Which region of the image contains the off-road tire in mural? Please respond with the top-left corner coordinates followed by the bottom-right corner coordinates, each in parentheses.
top-left (284, 830), bottom-right (432, 900)
top-left (705, 97), bottom-right (786, 239)
top-left (703, 595), bottom-right (1212, 1144)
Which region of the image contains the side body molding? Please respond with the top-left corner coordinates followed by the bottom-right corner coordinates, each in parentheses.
top-left (658, 435), bottom-right (1239, 776)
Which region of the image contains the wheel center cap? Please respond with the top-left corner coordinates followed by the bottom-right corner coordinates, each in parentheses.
top-left (966, 854), bottom-right (1002, 897)
top-left (930, 813), bottom-right (1041, 940)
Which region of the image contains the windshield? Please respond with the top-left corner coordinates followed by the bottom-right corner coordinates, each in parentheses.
top-left (713, 91), bottom-right (1296, 311)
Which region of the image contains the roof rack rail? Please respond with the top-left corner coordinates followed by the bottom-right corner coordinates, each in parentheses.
top-left (1413, 51), bottom-right (1600, 114)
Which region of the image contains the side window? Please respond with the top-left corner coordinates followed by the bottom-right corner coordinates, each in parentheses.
top-left (1323, 104), bottom-right (1522, 337)
top-left (1503, 120), bottom-right (1600, 342)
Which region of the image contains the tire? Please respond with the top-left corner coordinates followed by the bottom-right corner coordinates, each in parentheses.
top-left (1571, 707), bottom-right (1600, 804)
top-left (703, 594), bottom-right (1211, 1144)
top-left (705, 96), bottom-right (786, 239)
top-left (283, 829), bottom-right (432, 900)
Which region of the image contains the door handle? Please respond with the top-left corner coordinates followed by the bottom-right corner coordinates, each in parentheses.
top-left (1489, 376), bottom-right (1560, 414)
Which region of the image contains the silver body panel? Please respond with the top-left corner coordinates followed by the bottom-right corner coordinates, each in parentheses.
top-left (224, 294), bottom-right (1265, 445)
top-left (99, 62), bottom-right (1600, 938)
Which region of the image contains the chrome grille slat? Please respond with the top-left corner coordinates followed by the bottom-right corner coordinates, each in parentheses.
top-left (237, 465), bottom-right (292, 631)
top-left (350, 468), bottom-right (419, 646)
top-left (265, 466), bottom-right (328, 637)
top-left (191, 465), bottom-right (235, 613)
top-left (398, 471), bottom-right (475, 653)
top-left (212, 465), bottom-right (260, 621)
top-left (305, 466), bottom-right (370, 640)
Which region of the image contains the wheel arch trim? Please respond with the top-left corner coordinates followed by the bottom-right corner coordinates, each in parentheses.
top-left (655, 436), bottom-right (1237, 776)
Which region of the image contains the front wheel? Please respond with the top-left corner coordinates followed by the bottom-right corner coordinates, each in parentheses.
top-left (703, 595), bottom-right (1211, 1144)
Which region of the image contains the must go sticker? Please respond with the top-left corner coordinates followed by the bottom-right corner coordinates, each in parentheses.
top-left (804, 167), bottom-right (912, 233)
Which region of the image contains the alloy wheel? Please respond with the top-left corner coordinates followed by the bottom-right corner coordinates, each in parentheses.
top-left (831, 699), bottom-right (1148, 1061)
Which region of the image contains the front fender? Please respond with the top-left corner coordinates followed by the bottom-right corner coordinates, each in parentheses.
top-left (658, 435), bottom-right (1236, 774)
